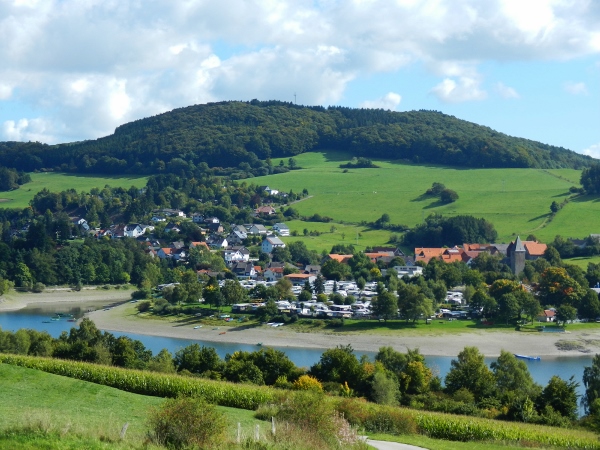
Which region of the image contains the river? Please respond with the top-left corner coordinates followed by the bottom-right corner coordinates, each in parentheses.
top-left (0, 304), bottom-right (594, 413)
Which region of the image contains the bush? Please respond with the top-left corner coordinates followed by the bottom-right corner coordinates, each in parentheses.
top-left (147, 396), bottom-right (226, 449)
top-left (131, 289), bottom-right (150, 300)
top-left (293, 375), bottom-right (323, 392)
top-left (136, 300), bottom-right (152, 313)
top-left (31, 282), bottom-right (45, 293)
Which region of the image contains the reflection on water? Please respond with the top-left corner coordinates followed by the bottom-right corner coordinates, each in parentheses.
top-left (0, 305), bottom-right (595, 414)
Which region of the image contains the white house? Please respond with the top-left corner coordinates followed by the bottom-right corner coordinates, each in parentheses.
top-left (264, 267), bottom-right (284, 282)
top-left (393, 266), bottom-right (424, 278)
top-left (231, 261), bottom-right (256, 279)
top-left (261, 236), bottom-right (286, 253)
top-left (223, 246), bottom-right (250, 265)
top-left (273, 223), bottom-right (290, 236)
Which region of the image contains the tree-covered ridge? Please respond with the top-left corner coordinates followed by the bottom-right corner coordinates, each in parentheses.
top-left (0, 101), bottom-right (593, 174)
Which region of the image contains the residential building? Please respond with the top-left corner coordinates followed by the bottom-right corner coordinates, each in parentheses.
top-left (261, 236), bottom-right (286, 253)
top-left (273, 223), bottom-right (290, 236)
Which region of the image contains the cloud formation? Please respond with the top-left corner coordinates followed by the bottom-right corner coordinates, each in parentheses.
top-left (0, 0), bottom-right (598, 143)
top-left (495, 82), bottom-right (520, 99)
top-left (564, 81), bottom-right (588, 95)
top-left (583, 143), bottom-right (600, 159)
top-left (360, 92), bottom-right (402, 110)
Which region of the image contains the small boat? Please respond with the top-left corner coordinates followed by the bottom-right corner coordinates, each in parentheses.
top-left (194, 326), bottom-right (202, 329)
top-left (256, 343), bottom-right (263, 346)
top-left (67, 318), bottom-right (77, 322)
top-left (219, 331), bottom-right (226, 335)
top-left (514, 354), bottom-right (541, 361)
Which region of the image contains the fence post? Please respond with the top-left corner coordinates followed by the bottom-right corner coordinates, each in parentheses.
top-left (120, 422), bottom-right (129, 439)
top-left (271, 416), bottom-right (276, 435)
top-left (237, 422), bottom-right (241, 443)
top-left (255, 424), bottom-right (259, 441)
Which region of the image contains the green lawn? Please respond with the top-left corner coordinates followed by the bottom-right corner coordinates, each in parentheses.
top-left (0, 172), bottom-right (148, 209)
top-left (264, 151), bottom-right (596, 245)
top-left (0, 363), bottom-right (265, 448)
top-left (281, 220), bottom-right (394, 253)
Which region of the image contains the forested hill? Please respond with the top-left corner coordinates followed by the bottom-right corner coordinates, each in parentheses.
top-left (0, 100), bottom-right (593, 174)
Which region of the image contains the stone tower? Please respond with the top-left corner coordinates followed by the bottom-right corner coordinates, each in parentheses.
top-left (510, 235), bottom-right (526, 275)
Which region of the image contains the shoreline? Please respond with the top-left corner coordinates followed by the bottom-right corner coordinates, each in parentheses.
top-left (3, 291), bottom-right (600, 358)
top-left (87, 303), bottom-right (600, 358)
top-left (0, 289), bottom-right (133, 312)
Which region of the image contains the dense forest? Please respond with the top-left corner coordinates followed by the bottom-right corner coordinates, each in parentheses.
top-left (0, 101), bottom-right (593, 175)
top-left (0, 165), bottom-right (31, 191)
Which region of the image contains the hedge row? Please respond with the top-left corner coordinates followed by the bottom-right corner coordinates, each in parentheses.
top-left (0, 354), bottom-right (274, 410)
top-left (2, 354), bottom-right (600, 448)
top-left (335, 398), bottom-right (600, 449)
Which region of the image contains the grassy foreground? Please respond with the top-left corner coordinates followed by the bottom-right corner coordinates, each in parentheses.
top-left (2, 355), bottom-right (600, 449)
top-left (0, 364), bottom-right (268, 449)
top-left (0, 172), bottom-right (148, 209)
top-left (262, 152), bottom-right (597, 245)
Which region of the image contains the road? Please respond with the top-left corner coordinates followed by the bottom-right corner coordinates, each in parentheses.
top-left (366, 439), bottom-right (426, 450)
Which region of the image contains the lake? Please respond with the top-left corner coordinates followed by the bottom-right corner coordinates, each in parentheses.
top-left (0, 304), bottom-right (595, 413)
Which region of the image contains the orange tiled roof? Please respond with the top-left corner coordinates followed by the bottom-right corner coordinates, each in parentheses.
top-left (285, 273), bottom-right (313, 279)
top-left (524, 242), bottom-right (547, 257)
top-left (414, 248), bottom-right (445, 263)
top-left (327, 254), bottom-right (353, 264)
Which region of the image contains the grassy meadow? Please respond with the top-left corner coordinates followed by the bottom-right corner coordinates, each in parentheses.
top-left (260, 151), bottom-right (598, 246)
top-left (0, 172), bottom-right (148, 209)
top-left (0, 363), bottom-right (266, 449)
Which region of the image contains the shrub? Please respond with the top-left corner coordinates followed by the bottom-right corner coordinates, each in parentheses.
top-left (136, 300), bottom-right (152, 313)
top-left (293, 375), bottom-right (323, 392)
top-left (147, 396), bottom-right (226, 449)
top-left (31, 282), bottom-right (45, 293)
top-left (131, 289), bottom-right (150, 300)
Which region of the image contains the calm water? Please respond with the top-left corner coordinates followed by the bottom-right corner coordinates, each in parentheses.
top-left (0, 305), bottom-right (594, 409)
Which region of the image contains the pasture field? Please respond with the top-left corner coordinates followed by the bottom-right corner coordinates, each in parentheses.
top-left (0, 172), bottom-right (148, 209)
top-left (264, 151), bottom-right (595, 243)
top-left (280, 220), bottom-right (395, 253)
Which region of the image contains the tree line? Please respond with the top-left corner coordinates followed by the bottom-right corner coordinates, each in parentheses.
top-left (0, 101), bottom-right (592, 177)
top-left (3, 318), bottom-right (600, 428)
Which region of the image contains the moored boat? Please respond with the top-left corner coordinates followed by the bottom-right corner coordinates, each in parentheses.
top-left (514, 354), bottom-right (541, 361)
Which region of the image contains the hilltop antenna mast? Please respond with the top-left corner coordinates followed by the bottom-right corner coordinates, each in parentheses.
top-left (294, 93), bottom-right (297, 104)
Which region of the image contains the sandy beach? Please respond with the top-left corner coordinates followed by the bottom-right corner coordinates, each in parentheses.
top-left (3, 289), bottom-right (600, 358)
top-left (0, 288), bottom-right (133, 312)
top-left (86, 302), bottom-right (600, 358)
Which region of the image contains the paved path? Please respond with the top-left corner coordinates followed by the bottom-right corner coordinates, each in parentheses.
top-left (366, 439), bottom-right (427, 450)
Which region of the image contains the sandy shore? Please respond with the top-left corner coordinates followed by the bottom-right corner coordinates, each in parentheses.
top-left (0, 288), bottom-right (133, 312)
top-left (85, 302), bottom-right (600, 358)
top-left (4, 290), bottom-right (600, 358)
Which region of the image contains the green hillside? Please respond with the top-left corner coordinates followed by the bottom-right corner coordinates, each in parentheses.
top-left (258, 151), bottom-right (595, 244)
top-left (0, 172), bottom-right (148, 209)
top-left (0, 101), bottom-right (593, 176)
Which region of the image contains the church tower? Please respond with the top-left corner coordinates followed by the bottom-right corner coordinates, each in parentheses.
top-left (510, 235), bottom-right (526, 275)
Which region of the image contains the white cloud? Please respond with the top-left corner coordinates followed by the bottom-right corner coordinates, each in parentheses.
top-left (0, 83), bottom-right (12, 100)
top-left (564, 81), bottom-right (588, 95)
top-left (431, 77), bottom-right (487, 103)
top-left (495, 82), bottom-right (520, 99)
top-left (360, 92), bottom-right (402, 110)
top-left (0, 0), bottom-right (599, 143)
top-left (582, 142), bottom-right (600, 159)
top-left (2, 117), bottom-right (59, 143)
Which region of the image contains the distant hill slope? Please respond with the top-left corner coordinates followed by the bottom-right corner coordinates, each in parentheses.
top-left (0, 100), bottom-right (593, 174)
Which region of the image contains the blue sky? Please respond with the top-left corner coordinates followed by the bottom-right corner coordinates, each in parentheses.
top-left (0, 0), bottom-right (599, 157)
